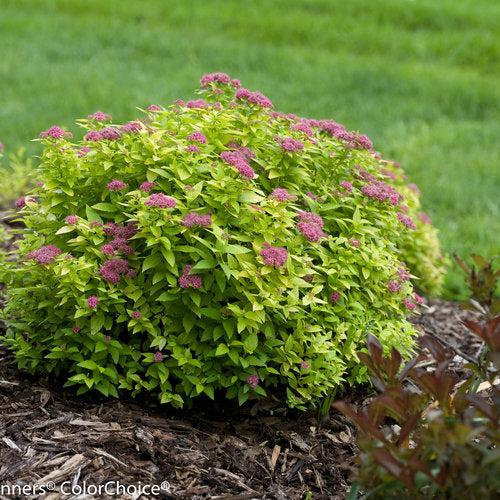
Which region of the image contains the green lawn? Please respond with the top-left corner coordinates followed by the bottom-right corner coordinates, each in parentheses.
top-left (0, 0), bottom-right (498, 297)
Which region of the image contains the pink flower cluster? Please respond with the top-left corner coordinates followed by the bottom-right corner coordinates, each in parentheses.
top-left (297, 211), bottom-right (324, 242)
top-left (87, 111), bottom-right (111, 121)
top-left (186, 99), bottom-right (209, 109)
top-left (154, 351), bottom-right (164, 363)
top-left (349, 238), bottom-right (361, 248)
top-left (103, 222), bottom-right (137, 239)
top-left (247, 374), bottom-right (260, 389)
top-left (235, 88), bottom-right (273, 108)
top-left (340, 181), bottom-right (353, 192)
top-left (349, 133), bottom-right (373, 150)
top-left (39, 126), bottom-right (71, 140)
top-left (101, 127), bottom-right (122, 140)
top-left (178, 265), bottom-right (203, 289)
top-left (147, 104), bottom-right (162, 111)
top-left (298, 211), bottom-right (323, 227)
top-left (120, 121), bottom-right (142, 133)
top-left (220, 150), bottom-right (256, 179)
top-left (403, 297), bottom-right (416, 310)
top-left (87, 296), bottom-right (99, 308)
top-left (291, 122), bottom-right (314, 136)
top-left (140, 181), bottom-right (156, 192)
top-left (361, 181), bottom-right (401, 205)
top-left (387, 265), bottom-right (413, 294)
top-left (402, 293), bottom-right (425, 312)
top-left (269, 111), bottom-right (298, 122)
top-left (397, 212), bottom-right (416, 230)
top-left (27, 245), bottom-right (61, 265)
top-left (186, 145), bottom-right (200, 153)
top-left (398, 267), bottom-right (411, 281)
top-left (317, 119), bottom-right (348, 138)
top-left (315, 120), bottom-right (373, 150)
top-left (15, 196), bottom-right (36, 208)
top-left (408, 183), bottom-right (421, 195)
top-left (15, 197), bottom-right (25, 208)
top-left (226, 142), bottom-right (255, 159)
top-left (107, 179), bottom-right (127, 191)
top-left (381, 168), bottom-right (398, 181)
top-left (271, 188), bottom-right (295, 202)
top-left (102, 222), bottom-right (137, 256)
top-left (182, 212), bottom-right (212, 228)
top-left (330, 291), bottom-right (341, 303)
top-left (65, 215), bottom-right (78, 225)
top-left (84, 127), bottom-right (121, 142)
top-left (200, 72), bottom-right (241, 88)
top-left (84, 130), bottom-right (103, 142)
top-left (99, 258), bottom-right (131, 285)
top-left (356, 168), bottom-right (377, 182)
top-left (77, 146), bottom-right (91, 157)
top-left (131, 310), bottom-right (142, 319)
top-left (145, 193), bottom-right (177, 208)
top-left (187, 131), bottom-right (207, 144)
top-left (419, 212), bottom-right (432, 225)
top-left (260, 244), bottom-right (288, 268)
top-left (276, 137), bottom-right (304, 152)
top-left (414, 293), bottom-right (425, 305)
top-left (387, 280), bottom-right (401, 293)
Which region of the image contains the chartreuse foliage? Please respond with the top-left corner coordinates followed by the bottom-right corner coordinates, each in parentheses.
top-left (1, 74), bottom-right (445, 409)
top-left (0, 148), bottom-right (34, 210)
top-left (0, 147), bottom-right (34, 263)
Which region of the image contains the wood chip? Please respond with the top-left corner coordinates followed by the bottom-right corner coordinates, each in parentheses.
top-left (270, 444), bottom-right (281, 472)
top-left (2, 437), bottom-right (21, 451)
top-left (36, 454), bottom-right (89, 485)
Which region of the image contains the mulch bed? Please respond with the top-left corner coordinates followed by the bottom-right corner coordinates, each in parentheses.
top-left (0, 214), bottom-right (479, 498)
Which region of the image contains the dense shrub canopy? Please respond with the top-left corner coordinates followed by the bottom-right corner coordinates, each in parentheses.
top-left (1, 73), bottom-right (445, 408)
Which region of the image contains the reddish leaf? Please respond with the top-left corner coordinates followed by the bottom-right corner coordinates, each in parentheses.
top-left (420, 336), bottom-right (450, 364)
top-left (372, 449), bottom-right (414, 488)
top-left (333, 401), bottom-right (386, 441)
top-left (465, 394), bottom-right (498, 424)
top-left (399, 353), bottom-right (425, 380)
top-left (387, 347), bottom-right (402, 379)
top-left (366, 334), bottom-right (383, 367)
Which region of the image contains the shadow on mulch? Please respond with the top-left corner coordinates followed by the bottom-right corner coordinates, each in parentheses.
top-left (0, 299), bottom-right (478, 499)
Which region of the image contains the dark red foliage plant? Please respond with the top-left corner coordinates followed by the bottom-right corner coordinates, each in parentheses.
top-left (334, 254), bottom-right (500, 499)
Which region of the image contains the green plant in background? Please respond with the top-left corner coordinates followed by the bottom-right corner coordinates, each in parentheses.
top-left (0, 145), bottom-right (34, 264)
top-left (334, 255), bottom-right (499, 499)
top-left (0, 223), bottom-right (12, 268)
top-left (0, 147), bottom-right (34, 209)
top-left (1, 74), bottom-right (445, 408)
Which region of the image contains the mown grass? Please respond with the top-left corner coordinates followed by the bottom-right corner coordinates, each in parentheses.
top-left (0, 0), bottom-right (498, 297)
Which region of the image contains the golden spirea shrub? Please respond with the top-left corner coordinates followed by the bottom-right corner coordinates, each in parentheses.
top-left (1, 73), bottom-right (445, 408)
